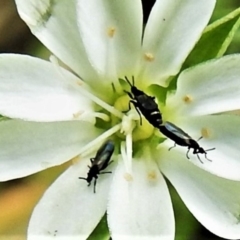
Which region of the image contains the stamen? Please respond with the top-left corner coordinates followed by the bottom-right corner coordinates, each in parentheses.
top-left (79, 123), bottom-right (121, 158)
top-left (120, 113), bottom-right (137, 134)
top-left (49, 55), bottom-right (123, 119)
top-left (75, 86), bottom-right (123, 119)
top-left (74, 112), bottom-right (110, 123)
top-left (183, 95), bottom-right (193, 103)
top-left (107, 26), bottom-right (116, 38)
top-left (121, 141), bottom-right (128, 167)
top-left (121, 141), bottom-right (132, 174)
top-left (144, 52), bottom-right (155, 62)
top-left (126, 133), bottom-right (133, 172)
top-left (72, 111), bottom-right (83, 119)
top-left (93, 112), bottom-right (110, 122)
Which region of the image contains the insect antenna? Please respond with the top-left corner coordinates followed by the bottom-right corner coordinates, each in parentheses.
top-left (111, 82), bottom-right (116, 92)
top-left (124, 76), bottom-right (133, 87)
top-left (131, 76), bottom-right (135, 86)
top-left (205, 147), bottom-right (216, 152)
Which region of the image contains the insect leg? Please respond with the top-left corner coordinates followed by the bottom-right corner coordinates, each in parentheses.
top-left (124, 99), bottom-right (143, 125)
top-left (196, 154), bottom-right (204, 164)
top-left (108, 160), bottom-right (114, 166)
top-left (100, 171), bottom-right (112, 174)
top-left (186, 148), bottom-right (190, 159)
top-left (168, 143), bottom-right (176, 151)
top-left (130, 101), bottom-right (143, 125)
top-left (122, 94), bottom-right (133, 113)
top-left (204, 153), bottom-right (213, 162)
top-left (124, 90), bottom-right (134, 100)
top-left (78, 177), bottom-right (87, 181)
top-left (93, 178), bottom-right (97, 193)
top-left (197, 136), bottom-right (203, 142)
top-left (90, 158), bottom-right (94, 163)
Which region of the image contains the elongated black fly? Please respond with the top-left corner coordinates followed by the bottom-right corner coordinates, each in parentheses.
top-left (79, 140), bottom-right (114, 193)
top-left (159, 121), bottom-right (215, 163)
top-left (124, 76), bottom-right (162, 127)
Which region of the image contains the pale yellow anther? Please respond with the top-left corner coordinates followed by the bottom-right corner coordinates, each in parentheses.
top-left (76, 81), bottom-right (83, 86)
top-left (73, 111), bottom-right (83, 119)
top-left (147, 170), bottom-right (157, 181)
top-left (201, 127), bottom-right (212, 139)
top-left (183, 95), bottom-right (193, 104)
top-left (71, 156), bottom-right (81, 165)
top-left (107, 27), bottom-right (116, 38)
top-left (144, 52), bottom-right (155, 62)
top-left (124, 173), bottom-right (133, 182)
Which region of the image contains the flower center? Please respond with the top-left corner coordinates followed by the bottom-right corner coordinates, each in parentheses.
top-left (112, 94), bottom-right (154, 141)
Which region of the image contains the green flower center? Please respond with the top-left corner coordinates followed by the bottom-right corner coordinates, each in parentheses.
top-left (112, 94), bottom-right (155, 141)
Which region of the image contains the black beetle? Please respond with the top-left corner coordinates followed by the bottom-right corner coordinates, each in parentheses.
top-left (79, 140), bottom-right (114, 193)
top-left (159, 121), bottom-right (215, 163)
top-left (124, 76), bottom-right (163, 127)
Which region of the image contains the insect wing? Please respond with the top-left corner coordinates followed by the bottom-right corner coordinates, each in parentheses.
top-left (94, 140), bottom-right (114, 170)
top-left (164, 121), bottom-right (192, 140)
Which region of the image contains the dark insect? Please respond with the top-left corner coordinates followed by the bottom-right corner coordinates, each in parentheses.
top-left (79, 140), bottom-right (114, 193)
top-left (124, 76), bottom-right (162, 127)
top-left (159, 121), bottom-right (215, 163)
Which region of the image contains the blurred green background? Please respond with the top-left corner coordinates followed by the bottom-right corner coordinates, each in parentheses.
top-left (0, 0), bottom-right (239, 239)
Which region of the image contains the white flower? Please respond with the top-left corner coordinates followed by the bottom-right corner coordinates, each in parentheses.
top-left (0, 0), bottom-right (240, 239)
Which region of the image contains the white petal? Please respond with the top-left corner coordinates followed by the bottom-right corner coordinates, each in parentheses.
top-left (165, 115), bottom-right (240, 181)
top-left (77, 0), bottom-right (142, 80)
top-left (15, 0), bottom-right (97, 80)
top-left (168, 54), bottom-right (240, 116)
top-left (142, 0), bottom-right (216, 86)
top-left (0, 54), bottom-right (94, 122)
top-left (0, 120), bottom-right (101, 181)
top-left (108, 158), bottom-right (174, 240)
top-left (158, 149), bottom-right (240, 239)
top-left (28, 156), bottom-right (114, 240)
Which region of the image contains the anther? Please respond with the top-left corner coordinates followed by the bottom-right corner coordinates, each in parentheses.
top-left (73, 111), bottom-right (83, 119)
top-left (124, 173), bottom-right (133, 182)
top-left (201, 127), bottom-right (212, 139)
top-left (147, 170), bottom-right (157, 181)
top-left (107, 27), bottom-right (116, 38)
top-left (183, 95), bottom-right (193, 104)
top-left (144, 52), bottom-right (155, 62)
